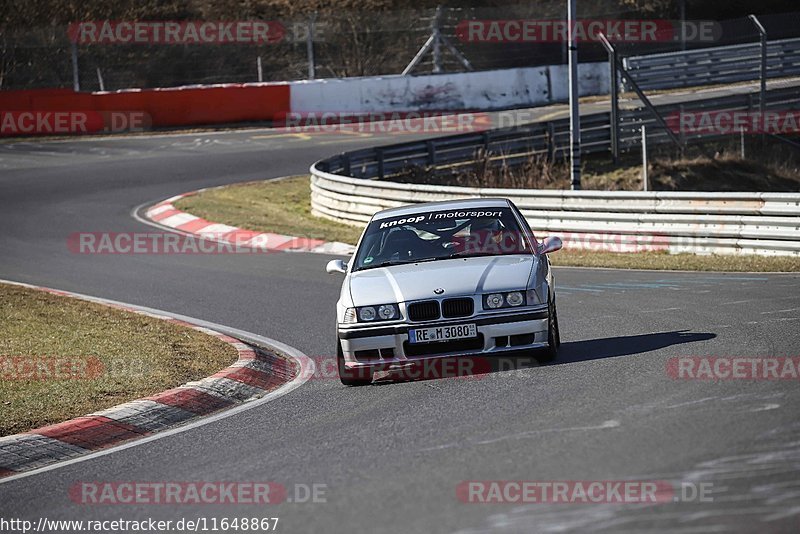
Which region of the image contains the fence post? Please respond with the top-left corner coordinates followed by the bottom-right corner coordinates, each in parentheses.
top-left (432, 5), bottom-right (442, 73)
top-left (95, 67), bottom-right (105, 91)
top-left (257, 56), bottom-right (263, 82)
top-left (748, 14), bottom-right (767, 143)
top-left (307, 12), bottom-right (317, 80)
top-left (678, 104), bottom-right (686, 158)
top-left (567, 0), bottom-right (581, 190)
top-left (600, 32), bottom-right (682, 150)
top-left (740, 127), bottom-right (746, 159)
top-left (71, 41), bottom-right (80, 91)
top-left (600, 34), bottom-right (620, 163)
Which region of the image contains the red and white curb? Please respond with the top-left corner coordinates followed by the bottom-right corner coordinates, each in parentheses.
top-left (0, 280), bottom-right (313, 481)
top-left (142, 188), bottom-right (355, 256)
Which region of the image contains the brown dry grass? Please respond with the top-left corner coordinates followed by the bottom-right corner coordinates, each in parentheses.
top-left (0, 283), bottom-right (238, 436)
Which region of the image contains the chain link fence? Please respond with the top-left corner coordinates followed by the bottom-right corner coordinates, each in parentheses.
top-left (3, 5), bottom-right (799, 92)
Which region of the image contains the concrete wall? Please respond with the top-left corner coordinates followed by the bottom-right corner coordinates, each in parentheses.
top-left (290, 62), bottom-right (608, 113)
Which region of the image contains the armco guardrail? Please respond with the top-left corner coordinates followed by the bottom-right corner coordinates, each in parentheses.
top-left (622, 37), bottom-right (800, 91)
top-left (310, 170), bottom-right (800, 256)
top-left (310, 85), bottom-right (800, 257)
top-left (314, 86), bottom-right (800, 181)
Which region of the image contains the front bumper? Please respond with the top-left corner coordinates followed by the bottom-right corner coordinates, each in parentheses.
top-left (338, 308), bottom-right (549, 369)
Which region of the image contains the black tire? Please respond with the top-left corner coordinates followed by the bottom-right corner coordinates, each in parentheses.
top-left (337, 339), bottom-right (373, 386)
top-left (536, 296), bottom-right (561, 364)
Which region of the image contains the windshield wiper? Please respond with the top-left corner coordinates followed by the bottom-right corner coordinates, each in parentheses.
top-left (353, 259), bottom-right (410, 272)
top-left (446, 251), bottom-right (501, 259)
top-left (354, 256), bottom-right (448, 271)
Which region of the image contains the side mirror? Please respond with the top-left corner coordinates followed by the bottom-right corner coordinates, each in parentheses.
top-left (326, 259), bottom-right (348, 274)
top-left (539, 236), bottom-right (562, 255)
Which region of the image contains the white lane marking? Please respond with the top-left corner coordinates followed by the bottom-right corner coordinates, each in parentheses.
top-left (664, 397), bottom-right (720, 409)
top-left (419, 420), bottom-right (620, 452)
top-left (745, 403), bottom-right (781, 413)
top-left (0, 279), bottom-right (314, 485)
top-left (723, 295), bottom-right (800, 306)
top-left (760, 307), bottom-right (800, 315)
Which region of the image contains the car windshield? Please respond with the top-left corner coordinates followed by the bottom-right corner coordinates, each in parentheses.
top-left (352, 207), bottom-right (532, 271)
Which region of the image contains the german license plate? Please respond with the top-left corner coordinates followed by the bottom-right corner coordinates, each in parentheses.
top-left (408, 323), bottom-right (477, 344)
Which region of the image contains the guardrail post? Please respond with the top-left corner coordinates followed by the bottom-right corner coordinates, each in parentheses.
top-left (376, 149), bottom-right (385, 180)
top-left (427, 140), bottom-right (436, 166)
top-left (641, 125), bottom-right (648, 191)
top-left (342, 154), bottom-right (351, 176)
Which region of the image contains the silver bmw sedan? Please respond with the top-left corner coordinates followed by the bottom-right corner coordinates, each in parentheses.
top-left (326, 198), bottom-right (562, 385)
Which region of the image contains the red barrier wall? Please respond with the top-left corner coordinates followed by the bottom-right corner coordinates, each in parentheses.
top-left (0, 84), bottom-right (290, 133)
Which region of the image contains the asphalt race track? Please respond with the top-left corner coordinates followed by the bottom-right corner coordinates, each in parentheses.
top-left (0, 124), bottom-right (799, 533)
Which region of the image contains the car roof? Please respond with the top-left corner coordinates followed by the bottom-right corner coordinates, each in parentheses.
top-left (371, 198), bottom-right (512, 221)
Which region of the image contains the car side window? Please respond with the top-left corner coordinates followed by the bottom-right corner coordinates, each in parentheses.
top-left (514, 209), bottom-right (538, 251)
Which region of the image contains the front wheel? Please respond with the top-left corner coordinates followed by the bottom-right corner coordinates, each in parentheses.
top-left (337, 339), bottom-right (373, 386)
top-left (536, 296), bottom-right (561, 364)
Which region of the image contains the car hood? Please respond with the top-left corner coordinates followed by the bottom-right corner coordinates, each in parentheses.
top-left (348, 255), bottom-right (535, 305)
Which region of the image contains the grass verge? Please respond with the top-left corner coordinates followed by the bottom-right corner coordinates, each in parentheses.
top-left (177, 177), bottom-right (363, 244)
top-left (0, 283), bottom-right (238, 436)
top-left (174, 176), bottom-right (800, 273)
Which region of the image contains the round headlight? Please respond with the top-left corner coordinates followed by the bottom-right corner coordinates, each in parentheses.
top-left (359, 307), bottom-right (376, 321)
top-left (378, 304), bottom-right (397, 320)
top-left (506, 291), bottom-right (524, 306)
top-left (486, 293), bottom-right (504, 309)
